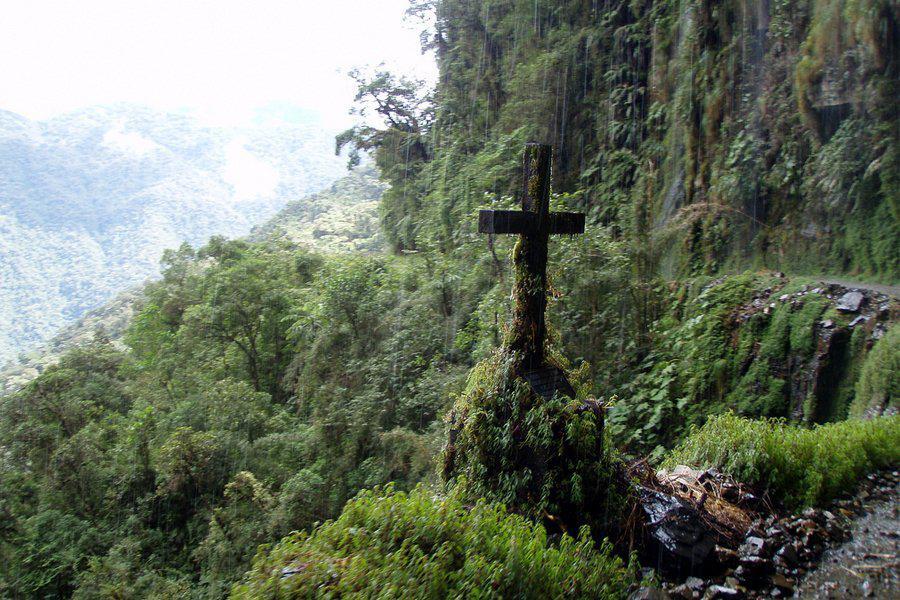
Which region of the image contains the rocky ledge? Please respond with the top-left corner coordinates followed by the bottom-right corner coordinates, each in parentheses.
top-left (629, 469), bottom-right (898, 599)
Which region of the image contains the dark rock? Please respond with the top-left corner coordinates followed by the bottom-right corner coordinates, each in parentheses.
top-left (684, 576), bottom-right (706, 594)
top-left (776, 543), bottom-right (799, 566)
top-left (765, 525), bottom-right (785, 539)
top-left (771, 573), bottom-right (794, 593)
top-left (797, 518), bottom-right (819, 535)
top-left (849, 315), bottom-right (869, 327)
top-left (670, 579), bottom-right (706, 600)
top-left (836, 291), bottom-right (864, 312)
top-left (736, 556), bottom-right (774, 583)
top-left (739, 555), bottom-right (773, 571)
top-left (714, 545), bottom-right (740, 567)
top-left (740, 536), bottom-right (767, 556)
top-left (669, 584), bottom-right (695, 599)
top-left (638, 487), bottom-right (717, 567)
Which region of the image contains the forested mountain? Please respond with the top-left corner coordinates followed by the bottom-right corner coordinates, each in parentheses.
top-left (0, 104), bottom-right (345, 366)
top-left (0, 1), bottom-right (897, 598)
top-left (0, 166), bottom-right (385, 395)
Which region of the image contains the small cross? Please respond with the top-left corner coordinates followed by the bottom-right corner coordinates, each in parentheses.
top-left (478, 143), bottom-right (585, 397)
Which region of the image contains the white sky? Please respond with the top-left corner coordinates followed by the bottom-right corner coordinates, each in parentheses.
top-left (0, 0), bottom-right (435, 127)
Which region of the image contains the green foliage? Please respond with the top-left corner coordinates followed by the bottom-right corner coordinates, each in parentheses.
top-left (195, 472), bottom-right (276, 598)
top-left (250, 166), bottom-right (387, 253)
top-left (3, 0), bottom-right (898, 595)
top-left (367, 0), bottom-right (898, 281)
top-left (336, 68), bottom-right (434, 251)
top-left (0, 236), bottom-right (483, 597)
top-left (231, 484), bottom-right (636, 599)
top-left (665, 413), bottom-right (900, 509)
top-left (0, 106), bottom-right (346, 368)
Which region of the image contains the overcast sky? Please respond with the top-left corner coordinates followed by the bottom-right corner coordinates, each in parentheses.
top-left (0, 0), bottom-right (435, 127)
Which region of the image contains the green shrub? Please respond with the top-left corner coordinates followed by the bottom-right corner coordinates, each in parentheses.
top-left (231, 484), bottom-right (635, 599)
top-left (664, 413), bottom-right (900, 509)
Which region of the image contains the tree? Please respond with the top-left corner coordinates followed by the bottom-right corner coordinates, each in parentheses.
top-left (336, 68), bottom-right (435, 250)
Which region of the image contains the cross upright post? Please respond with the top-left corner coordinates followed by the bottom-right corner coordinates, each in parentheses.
top-left (478, 143), bottom-right (585, 392)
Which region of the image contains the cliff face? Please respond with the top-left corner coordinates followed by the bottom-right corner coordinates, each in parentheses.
top-left (385, 0), bottom-right (897, 281)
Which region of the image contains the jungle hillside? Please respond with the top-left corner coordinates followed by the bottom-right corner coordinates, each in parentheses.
top-left (0, 0), bottom-right (897, 598)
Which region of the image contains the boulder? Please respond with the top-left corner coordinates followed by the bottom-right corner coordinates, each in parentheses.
top-left (638, 487), bottom-right (717, 567)
top-left (836, 291), bottom-right (864, 312)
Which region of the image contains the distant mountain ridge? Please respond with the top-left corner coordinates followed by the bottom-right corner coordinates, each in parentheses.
top-left (0, 103), bottom-right (347, 365)
top-left (0, 165), bottom-right (387, 392)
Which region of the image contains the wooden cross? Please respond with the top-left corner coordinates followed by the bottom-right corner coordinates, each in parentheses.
top-left (478, 143), bottom-right (585, 397)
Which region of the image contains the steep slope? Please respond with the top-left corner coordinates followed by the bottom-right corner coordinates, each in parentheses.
top-left (249, 164), bottom-right (387, 252)
top-left (0, 288), bottom-right (140, 395)
top-left (0, 104), bottom-right (346, 365)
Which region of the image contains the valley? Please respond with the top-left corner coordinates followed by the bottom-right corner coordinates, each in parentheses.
top-left (0, 104), bottom-right (346, 366)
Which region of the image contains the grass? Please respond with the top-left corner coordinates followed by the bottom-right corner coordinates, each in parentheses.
top-left (664, 412), bottom-right (900, 509)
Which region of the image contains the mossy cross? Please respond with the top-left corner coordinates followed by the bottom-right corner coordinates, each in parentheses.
top-left (479, 143), bottom-right (584, 396)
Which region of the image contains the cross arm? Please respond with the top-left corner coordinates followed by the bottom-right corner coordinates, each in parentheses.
top-left (478, 209), bottom-right (585, 235)
top-left (548, 212), bottom-right (585, 235)
top-left (478, 210), bottom-right (532, 234)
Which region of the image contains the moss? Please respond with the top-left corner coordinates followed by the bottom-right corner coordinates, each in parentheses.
top-left (728, 291), bottom-right (829, 418)
top-left (665, 412), bottom-right (900, 509)
top-left (788, 295), bottom-right (830, 355)
top-left (441, 350), bottom-right (625, 538)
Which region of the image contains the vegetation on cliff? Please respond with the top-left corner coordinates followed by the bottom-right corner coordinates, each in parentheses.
top-left (352, 0), bottom-right (897, 283)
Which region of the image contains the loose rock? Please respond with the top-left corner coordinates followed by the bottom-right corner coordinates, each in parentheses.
top-left (836, 291), bottom-right (865, 312)
top-left (703, 584), bottom-right (743, 599)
